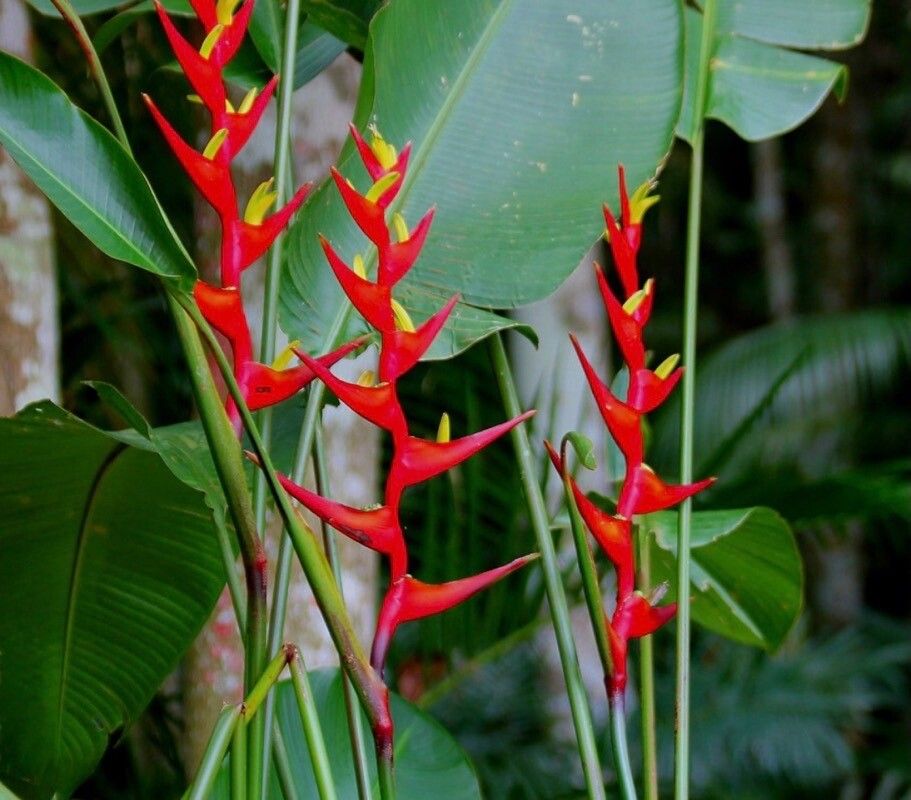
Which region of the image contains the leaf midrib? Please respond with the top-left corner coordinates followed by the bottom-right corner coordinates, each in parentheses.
top-left (52, 442), bottom-right (127, 783)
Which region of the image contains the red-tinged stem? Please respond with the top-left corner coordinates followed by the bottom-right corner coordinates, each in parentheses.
top-left (175, 290), bottom-right (395, 785)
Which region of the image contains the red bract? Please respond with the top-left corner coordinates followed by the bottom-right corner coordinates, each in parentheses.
top-left (146, 0), bottom-right (343, 434)
top-left (549, 167), bottom-right (715, 697)
top-left (270, 126), bottom-right (538, 674)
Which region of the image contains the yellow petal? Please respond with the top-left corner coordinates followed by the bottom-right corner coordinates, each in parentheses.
top-left (215, 0), bottom-right (239, 25)
top-left (202, 127), bottom-right (229, 160)
top-left (224, 98), bottom-right (236, 114)
top-left (392, 212), bottom-right (409, 243)
top-left (622, 288), bottom-right (647, 315)
top-left (654, 353), bottom-right (680, 380)
top-left (199, 24), bottom-right (225, 59)
top-left (237, 87), bottom-right (258, 115)
top-left (271, 340), bottom-right (301, 370)
top-left (365, 172), bottom-right (400, 204)
top-left (368, 125), bottom-right (398, 170)
top-left (187, 93), bottom-right (204, 105)
top-left (436, 412), bottom-right (451, 444)
top-left (243, 177), bottom-right (277, 225)
top-left (390, 298), bottom-right (415, 333)
top-left (356, 369), bottom-right (376, 387)
top-left (352, 254), bottom-right (367, 279)
top-left (629, 179), bottom-right (660, 224)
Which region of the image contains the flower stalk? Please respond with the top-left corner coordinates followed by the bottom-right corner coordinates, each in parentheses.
top-left (548, 169), bottom-right (714, 795)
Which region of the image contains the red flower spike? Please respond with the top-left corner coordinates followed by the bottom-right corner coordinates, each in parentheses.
top-left (550, 169), bottom-right (713, 702)
top-left (625, 594), bottom-right (677, 639)
top-left (628, 365), bottom-right (683, 414)
top-left (348, 123), bottom-right (412, 185)
top-left (319, 236), bottom-right (395, 331)
top-left (371, 556), bottom-right (537, 672)
top-left (187, 0), bottom-right (217, 30)
top-left (544, 440), bottom-right (635, 596)
top-left (193, 280), bottom-right (253, 365)
top-left (331, 167), bottom-right (389, 247)
top-left (307, 133), bottom-right (537, 684)
top-left (618, 464), bottom-right (715, 518)
top-left (294, 349), bottom-right (408, 436)
top-left (378, 294), bottom-right (459, 382)
top-left (271, 469), bottom-right (407, 578)
top-left (386, 411), bottom-right (535, 506)
top-left (594, 263), bottom-right (645, 372)
top-left (154, 3), bottom-right (225, 112)
top-left (222, 75), bottom-right (278, 158)
top-left (225, 182), bottom-right (313, 276)
top-left (144, 96), bottom-right (236, 217)
top-left (603, 204), bottom-right (638, 298)
top-left (568, 334), bottom-right (642, 465)
top-left (209, 0), bottom-right (254, 67)
top-left (380, 207), bottom-right (436, 286)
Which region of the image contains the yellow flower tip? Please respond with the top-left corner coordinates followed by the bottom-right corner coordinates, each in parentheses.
top-left (271, 340), bottom-right (301, 370)
top-left (352, 254), bottom-right (367, 279)
top-left (237, 87), bottom-right (258, 115)
top-left (643, 277), bottom-right (655, 296)
top-left (365, 171), bottom-right (400, 204)
top-left (199, 24), bottom-right (225, 59)
top-left (215, 0), bottom-right (239, 25)
top-left (356, 369), bottom-right (376, 387)
top-left (390, 298), bottom-right (416, 333)
top-left (392, 212), bottom-right (409, 243)
top-left (655, 353), bottom-right (680, 380)
top-left (629, 179), bottom-right (660, 224)
top-left (436, 412), bottom-right (451, 444)
top-left (243, 177), bottom-right (277, 225)
top-left (202, 127), bottom-right (229, 160)
top-left (187, 93), bottom-right (204, 105)
top-left (368, 125), bottom-right (398, 170)
top-left (622, 288), bottom-right (648, 315)
top-left (224, 98), bottom-right (236, 114)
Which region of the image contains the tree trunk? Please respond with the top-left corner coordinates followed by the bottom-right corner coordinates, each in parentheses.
top-left (752, 139), bottom-right (796, 319)
top-left (0, 0), bottom-right (59, 415)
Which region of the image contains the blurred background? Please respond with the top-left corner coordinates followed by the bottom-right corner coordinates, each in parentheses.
top-left (2, 0), bottom-right (911, 798)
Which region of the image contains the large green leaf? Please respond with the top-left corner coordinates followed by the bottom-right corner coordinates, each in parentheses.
top-left (0, 52), bottom-right (195, 286)
top-left (644, 507), bottom-right (803, 649)
top-left (677, 0), bottom-right (870, 143)
top-left (212, 669), bottom-right (481, 799)
top-left (0, 402), bottom-right (225, 799)
top-left (281, 0), bottom-right (684, 358)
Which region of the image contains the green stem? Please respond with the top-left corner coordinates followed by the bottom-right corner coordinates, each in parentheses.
top-left (272, 725), bottom-right (302, 800)
top-left (675, 2), bottom-right (717, 798)
top-left (637, 529), bottom-right (658, 800)
top-left (231, 717), bottom-right (248, 800)
top-left (289, 653), bottom-right (339, 800)
top-left (376, 755), bottom-right (396, 800)
top-left (169, 297), bottom-right (268, 693)
top-left (559, 446), bottom-right (612, 675)
top-left (489, 334), bottom-right (605, 800)
top-left (47, 0), bottom-right (131, 153)
top-left (315, 425), bottom-right (375, 800)
top-left (186, 705), bottom-right (243, 800)
top-left (252, 0), bottom-right (304, 791)
top-left (610, 694), bottom-right (638, 800)
top-left (175, 291), bottom-right (394, 781)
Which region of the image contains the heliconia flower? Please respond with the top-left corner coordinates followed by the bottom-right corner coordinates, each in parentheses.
top-left (149, 0), bottom-right (345, 434)
top-left (370, 555), bottom-right (538, 671)
top-left (549, 168), bottom-right (712, 697)
top-left (264, 128), bottom-right (538, 676)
